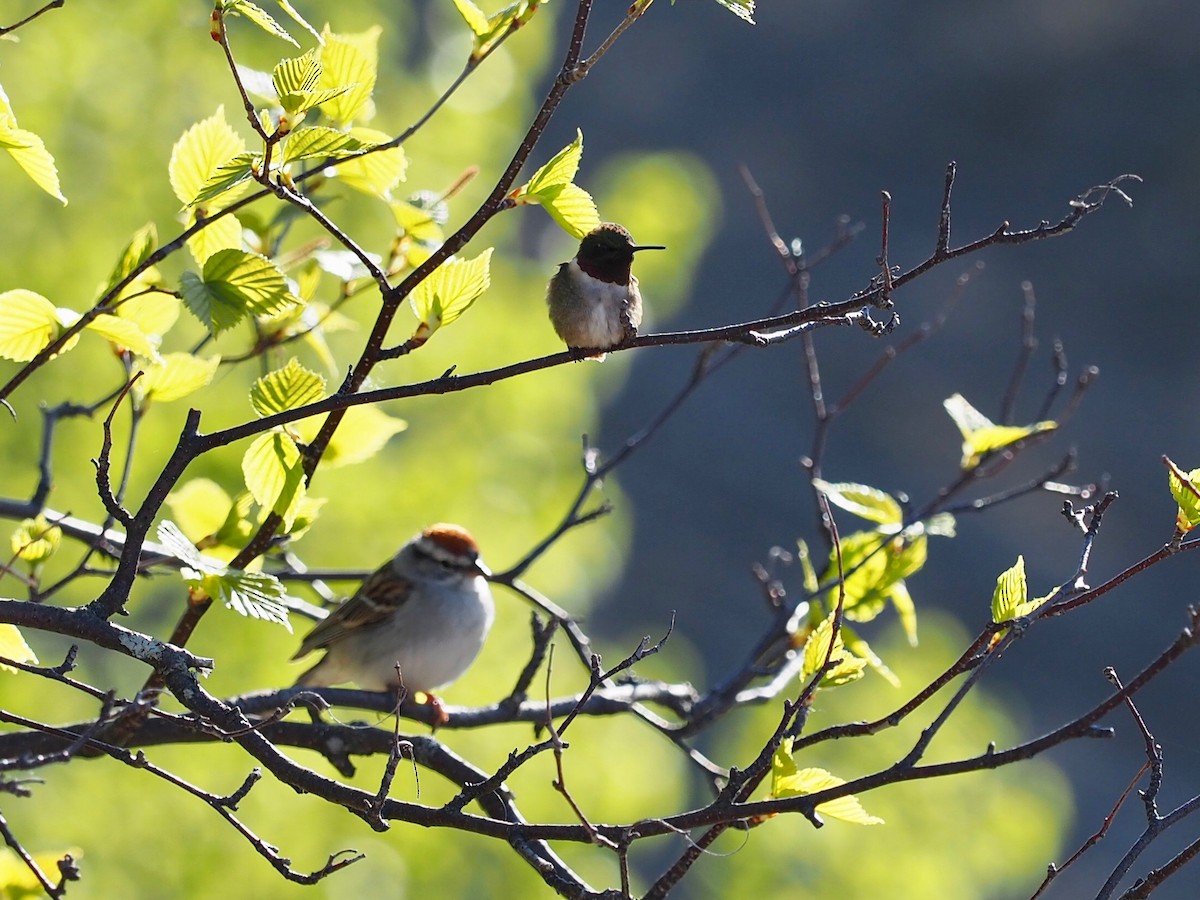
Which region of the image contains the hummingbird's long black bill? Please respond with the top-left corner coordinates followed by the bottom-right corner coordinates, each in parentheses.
top-left (631, 245), bottom-right (667, 252)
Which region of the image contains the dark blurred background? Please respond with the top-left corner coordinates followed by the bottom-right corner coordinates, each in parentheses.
top-left (560, 2), bottom-right (1200, 896)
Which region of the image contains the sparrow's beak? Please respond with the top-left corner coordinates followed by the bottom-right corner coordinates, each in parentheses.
top-left (631, 244), bottom-right (666, 253)
top-left (474, 558), bottom-right (492, 578)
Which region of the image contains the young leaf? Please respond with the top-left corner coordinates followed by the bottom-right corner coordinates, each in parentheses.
top-left (990, 555), bottom-right (1046, 623)
top-left (825, 530), bottom-right (925, 643)
top-left (318, 28), bottom-right (379, 126)
top-left (241, 431), bottom-right (307, 529)
top-left (103, 223), bottom-right (158, 296)
top-left (1166, 458), bottom-right (1200, 534)
top-left (275, 0), bottom-right (321, 43)
top-left (169, 107), bottom-right (248, 207)
top-left (0, 289), bottom-right (64, 361)
top-left (330, 127), bottom-right (405, 197)
top-left (186, 212), bottom-right (243, 267)
top-left (453, 0), bottom-right (491, 35)
top-left (166, 479), bottom-right (235, 544)
top-left (272, 51), bottom-right (352, 116)
top-left (0, 625), bottom-right (37, 673)
top-left (813, 479), bottom-right (903, 528)
top-left (188, 151), bottom-right (259, 207)
top-left (281, 126), bottom-right (369, 164)
top-left (801, 610), bottom-right (867, 687)
top-left (157, 519), bottom-right (293, 630)
top-left (10, 514), bottom-right (61, 563)
top-left (0, 113), bottom-right (66, 204)
top-left (943, 393), bottom-right (1057, 470)
top-left (84, 314), bottom-right (157, 358)
top-left (710, 0), bottom-right (756, 23)
top-left (523, 129), bottom-right (584, 197)
top-left (221, 0), bottom-right (299, 46)
top-left (771, 742), bottom-right (883, 825)
top-left (115, 293), bottom-right (180, 342)
top-left (249, 357), bottom-right (326, 417)
top-left (293, 404), bottom-right (407, 468)
top-left (137, 352), bottom-right (220, 403)
top-left (409, 248), bottom-right (493, 343)
top-left (179, 249), bottom-right (296, 334)
top-left (540, 183), bottom-right (601, 240)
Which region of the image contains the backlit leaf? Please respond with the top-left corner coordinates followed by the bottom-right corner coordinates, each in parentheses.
top-left (1166, 458), bottom-right (1200, 534)
top-left (0, 113), bottom-right (66, 204)
top-left (801, 610), bottom-right (867, 687)
top-left (249, 357), bottom-right (326, 417)
top-left (944, 393), bottom-right (1057, 470)
top-left (332, 127), bottom-right (405, 197)
top-left (222, 0), bottom-right (298, 46)
top-left (137, 352), bottom-right (220, 403)
top-left (541, 183), bottom-right (600, 240)
top-left (0, 625), bottom-right (37, 673)
top-left (318, 28), bottom-right (379, 126)
top-left (85, 314), bottom-right (157, 358)
top-left (409, 248), bottom-right (492, 342)
top-left (179, 249), bottom-right (296, 334)
top-left (813, 479), bottom-right (903, 528)
top-left (282, 126), bottom-right (369, 163)
top-left (293, 404), bottom-right (407, 467)
top-left (771, 743), bottom-right (883, 825)
top-left (10, 514), bottom-right (61, 563)
top-left (990, 555), bottom-right (1045, 623)
top-left (241, 431), bottom-right (307, 529)
top-left (169, 107), bottom-right (247, 206)
top-left (0, 289), bottom-right (62, 361)
top-left (166, 479), bottom-right (235, 543)
top-left (524, 129), bottom-right (584, 196)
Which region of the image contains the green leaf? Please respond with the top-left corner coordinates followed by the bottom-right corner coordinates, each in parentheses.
top-left (825, 530), bottom-right (925, 641)
top-left (0, 113), bottom-right (66, 204)
top-left (813, 479), bottom-right (903, 528)
top-left (318, 28), bottom-right (379, 126)
top-left (157, 519), bottom-right (293, 630)
top-left (222, 0), bottom-right (299, 46)
top-left (990, 555), bottom-right (1045, 623)
top-left (801, 610), bottom-right (867, 687)
top-left (281, 126), bottom-right (369, 163)
top-left (796, 539), bottom-right (819, 594)
top-left (179, 249), bottom-right (296, 334)
top-left (524, 129), bottom-right (584, 196)
top-left (409, 248), bottom-right (493, 342)
top-left (84, 314), bottom-right (157, 358)
top-left (249, 357), bottom-right (326, 417)
top-left (272, 50), bottom-right (353, 116)
top-left (0, 289), bottom-right (65, 361)
top-left (452, 0), bottom-right (491, 35)
top-left (391, 199), bottom-right (445, 244)
top-left (103, 223), bottom-right (158, 297)
top-left (185, 210), bottom-right (243, 267)
top-left (293, 404), bottom-right (407, 468)
top-left (1166, 458), bottom-right (1200, 534)
top-left (137, 352), bottom-right (220, 403)
top-left (943, 393), bottom-right (1057, 470)
top-left (0, 625), bottom-right (37, 673)
top-left (540, 183), bottom-right (601, 240)
top-left (10, 514), bottom-right (61, 563)
top-left (241, 431), bottom-right (307, 529)
top-left (771, 741), bottom-right (883, 825)
top-left (115, 292), bottom-right (180, 341)
top-left (275, 0), bottom-right (321, 43)
top-left (710, 0), bottom-right (756, 24)
top-left (331, 127), bottom-right (405, 197)
top-left (188, 151), bottom-right (259, 207)
top-left (166, 479), bottom-right (235, 544)
top-left (169, 107), bottom-right (248, 207)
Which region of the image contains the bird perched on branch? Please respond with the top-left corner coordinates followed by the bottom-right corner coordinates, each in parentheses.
top-left (546, 222), bottom-right (665, 359)
top-left (292, 523), bottom-right (494, 722)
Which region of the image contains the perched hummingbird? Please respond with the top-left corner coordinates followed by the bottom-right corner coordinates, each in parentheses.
top-left (546, 222), bottom-right (665, 358)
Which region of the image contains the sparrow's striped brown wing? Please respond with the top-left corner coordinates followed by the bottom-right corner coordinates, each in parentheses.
top-left (292, 561), bottom-right (412, 658)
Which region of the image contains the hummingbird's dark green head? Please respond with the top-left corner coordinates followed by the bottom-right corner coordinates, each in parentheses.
top-left (575, 222), bottom-right (665, 285)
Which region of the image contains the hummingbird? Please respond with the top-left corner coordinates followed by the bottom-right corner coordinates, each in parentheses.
top-left (546, 222), bottom-right (665, 358)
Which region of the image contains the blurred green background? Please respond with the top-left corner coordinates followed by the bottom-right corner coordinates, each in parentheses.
top-left (0, 1), bottom-right (1097, 896)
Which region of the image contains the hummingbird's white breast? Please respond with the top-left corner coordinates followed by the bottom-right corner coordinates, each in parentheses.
top-left (547, 260), bottom-right (643, 351)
